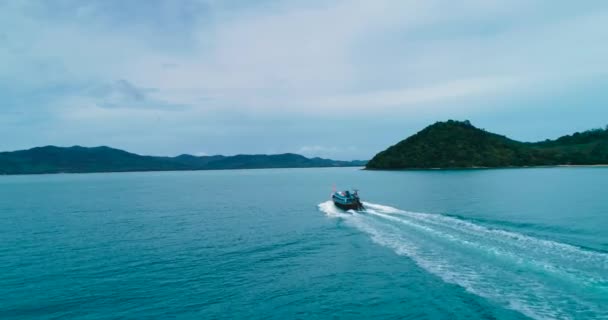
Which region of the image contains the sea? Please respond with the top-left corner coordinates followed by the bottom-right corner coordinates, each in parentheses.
top-left (1, 167), bottom-right (607, 319)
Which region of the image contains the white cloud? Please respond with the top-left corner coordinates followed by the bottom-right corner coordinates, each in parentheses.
top-left (2, 0), bottom-right (608, 157)
top-left (117, 0), bottom-right (608, 116)
top-left (297, 145), bottom-right (358, 158)
top-left (308, 76), bottom-right (521, 113)
top-left (5, 0), bottom-right (608, 115)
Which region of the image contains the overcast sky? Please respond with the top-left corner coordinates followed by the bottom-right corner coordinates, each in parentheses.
top-left (2, 0), bottom-right (608, 160)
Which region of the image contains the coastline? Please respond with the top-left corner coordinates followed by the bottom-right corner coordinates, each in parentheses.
top-left (0, 165), bottom-right (366, 177)
top-left (4, 165), bottom-right (607, 176)
top-left (363, 164), bottom-right (608, 171)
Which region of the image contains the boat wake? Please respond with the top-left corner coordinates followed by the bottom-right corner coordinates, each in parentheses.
top-left (318, 201), bottom-right (608, 320)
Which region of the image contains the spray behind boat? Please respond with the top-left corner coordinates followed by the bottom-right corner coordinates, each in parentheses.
top-left (331, 187), bottom-right (365, 211)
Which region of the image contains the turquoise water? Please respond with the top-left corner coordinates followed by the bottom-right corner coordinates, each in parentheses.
top-left (1, 167), bottom-right (607, 319)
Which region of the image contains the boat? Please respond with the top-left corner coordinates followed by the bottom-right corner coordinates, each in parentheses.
top-left (332, 189), bottom-right (364, 211)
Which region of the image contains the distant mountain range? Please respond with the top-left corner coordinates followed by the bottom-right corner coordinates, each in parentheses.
top-left (0, 146), bottom-right (367, 175)
top-left (367, 120), bottom-right (608, 169)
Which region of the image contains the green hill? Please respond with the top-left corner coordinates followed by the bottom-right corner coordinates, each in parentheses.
top-left (0, 146), bottom-right (366, 175)
top-left (366, 120), bottom-right (608, 169)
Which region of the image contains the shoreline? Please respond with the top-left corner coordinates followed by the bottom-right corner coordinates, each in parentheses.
top-left (364, 164), bottom-right (608, 171)
top-left (3, 164), bottom-right (608, 176)
top-left (0, 165), bottom-right (365, 177)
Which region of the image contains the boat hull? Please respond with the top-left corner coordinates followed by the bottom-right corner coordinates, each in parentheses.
top-left (333, 200), bottom-right (364, 211)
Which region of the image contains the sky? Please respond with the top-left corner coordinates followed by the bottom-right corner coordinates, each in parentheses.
top-left (2, 0), bottom-right (608, 160)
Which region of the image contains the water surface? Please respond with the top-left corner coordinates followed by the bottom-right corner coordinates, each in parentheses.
top-left (1, 167), bottom-right (607, 319)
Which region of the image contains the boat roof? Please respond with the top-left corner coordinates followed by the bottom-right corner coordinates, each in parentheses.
top-left (334, 191), bottom-right (356, 198)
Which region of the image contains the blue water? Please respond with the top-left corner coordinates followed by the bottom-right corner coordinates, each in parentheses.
top-left (1, 167), bottom-right (607, 319)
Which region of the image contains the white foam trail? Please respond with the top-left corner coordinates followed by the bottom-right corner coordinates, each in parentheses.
top-left (318, 201), bottom-right (608, 320)
top-left (369, 203), bottom-right (608, 280)
top-left (318, 201), bottom-right (351, 219)
top-left (361, 202), bottom-right (405, 214)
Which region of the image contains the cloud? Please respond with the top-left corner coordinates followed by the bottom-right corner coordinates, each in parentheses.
top-left (119, 0), bottom-right (608, 115)
top-left (297, 145), bottom-right (358, 158)
top-left (2, 0), bottom-right (608, 158)
top-left (4, 0), bottom-right (606, 114)
top-left (87, 79), bottom-right (184, 110)
top-left (307, 76), bottom-right (521, 113)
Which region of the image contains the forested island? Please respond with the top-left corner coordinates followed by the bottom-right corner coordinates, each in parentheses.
top-left (0, 146), bottom-right (366, 175)
top-left (366, 120), bottom-right (608, 169)
top-left (4, 120), bottom-right (607, 174)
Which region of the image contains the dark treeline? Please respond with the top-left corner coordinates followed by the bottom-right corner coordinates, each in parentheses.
top-left (0, 146), bottom-right (367, 175)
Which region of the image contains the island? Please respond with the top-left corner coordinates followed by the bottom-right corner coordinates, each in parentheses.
top-left (366, 120), bottom-right (608, 169)
top-left (0, 146), bottom-right (367, 175)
